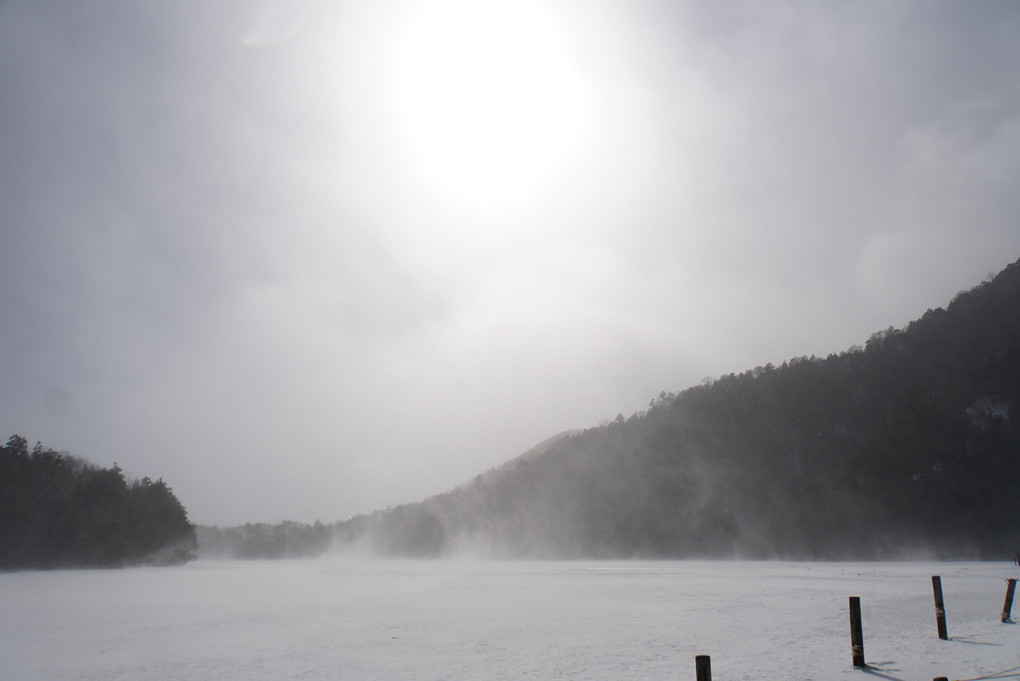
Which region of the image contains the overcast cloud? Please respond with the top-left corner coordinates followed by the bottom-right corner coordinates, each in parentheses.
top-left (2, 0), bottom-right (1019, 525)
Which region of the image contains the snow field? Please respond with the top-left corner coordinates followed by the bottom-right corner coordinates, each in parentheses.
top-left (1, 560), bottom-right (1017, 680)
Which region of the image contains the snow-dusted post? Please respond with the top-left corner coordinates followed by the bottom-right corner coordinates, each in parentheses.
top-left (1002, 578), bottom-right (1017, 623)
top-left (849, 596), bottom-right (865, 668)
top-left (932, 576), bottom-right (948, 640)
top-left (695, 655), bottom-right (712, 681)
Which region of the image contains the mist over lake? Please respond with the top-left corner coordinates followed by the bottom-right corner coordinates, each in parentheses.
top-left (3, 3), bottom-right (1020, 678)
top-left (3, 559), bottom-right (1017, 680)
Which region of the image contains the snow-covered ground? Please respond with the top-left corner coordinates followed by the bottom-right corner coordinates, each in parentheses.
top-left (2, 559), bottom-right (1017, 680)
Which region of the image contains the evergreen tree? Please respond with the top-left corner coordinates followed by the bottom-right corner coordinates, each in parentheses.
top-left (0, 438), bottom-right (196, 570)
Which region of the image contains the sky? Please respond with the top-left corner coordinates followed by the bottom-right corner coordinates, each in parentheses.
top-left (2, 0), bottom-right (1020, 526)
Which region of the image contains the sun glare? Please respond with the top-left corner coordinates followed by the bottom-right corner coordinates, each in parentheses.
top-left (394, 0), bottom-right (587, 205)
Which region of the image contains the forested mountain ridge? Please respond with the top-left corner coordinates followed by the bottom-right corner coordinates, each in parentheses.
top-left (0, 436), bottom-right (197, 569)
top-left (332, 258), bottom-right (1020, 560)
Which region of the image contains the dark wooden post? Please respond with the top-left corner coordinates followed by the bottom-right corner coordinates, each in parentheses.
top-left (932, 575), bottom-right (948, 640)
top-left (695, 655), bottom-right (711, 681)
top-left (1002, 578), bottom-right (1017, 623)
top-left (849, 596), bottom-right (866, 668)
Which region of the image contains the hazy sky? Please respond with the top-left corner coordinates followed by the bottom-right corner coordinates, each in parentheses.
top-left (3, 0), bottom-right (1019, 526)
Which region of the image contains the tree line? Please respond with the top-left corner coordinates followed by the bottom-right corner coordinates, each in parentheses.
top-left (197, 258), bottom-right (1020, 561)
top-left (0, 436), bottom-right (197, 569)
top-left (323, 257), bottom-right (1020, 559)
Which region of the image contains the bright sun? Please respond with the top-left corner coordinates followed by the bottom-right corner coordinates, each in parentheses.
top-left (394, 0), bottom-right (587, 205)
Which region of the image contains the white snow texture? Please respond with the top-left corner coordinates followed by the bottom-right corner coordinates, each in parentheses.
top-left (2, 560), bottom-right (1018, 680)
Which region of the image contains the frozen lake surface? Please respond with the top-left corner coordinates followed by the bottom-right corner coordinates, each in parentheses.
top-left (2, 559), bottom-right (1018, 680)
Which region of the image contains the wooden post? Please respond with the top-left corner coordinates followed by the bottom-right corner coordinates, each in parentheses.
top-left (1002, 578), bottom-right (1017, 623)
top-left (695, 655), bottom-right (712, 681)
top-left (932, 575), bottom-right (948, 640)
top-left (849, 596), bottom-right (866, 668)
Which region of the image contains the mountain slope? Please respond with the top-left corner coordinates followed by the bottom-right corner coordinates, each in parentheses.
top-left (346, 259), bottom-right (1020, 559)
